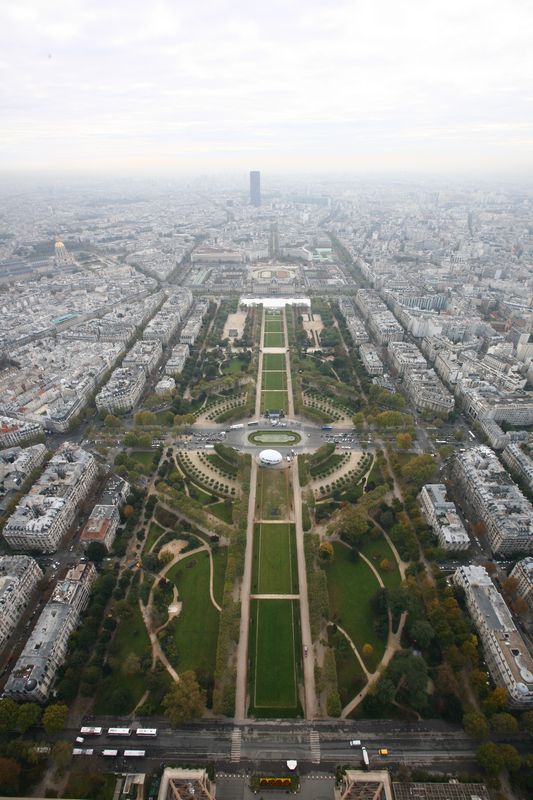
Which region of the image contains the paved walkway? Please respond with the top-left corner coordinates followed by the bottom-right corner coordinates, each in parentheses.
top-left (292, 456), bottom-right (317, 719)
top-left (250, 593), bottom-right (300, 600)
top-left (283, 310), bottom-right (295, 418)
top-left (234, 458), bottom-right (259, 720)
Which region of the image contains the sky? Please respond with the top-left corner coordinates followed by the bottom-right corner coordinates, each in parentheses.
top-left (1, 0), bottom-right (532, 176)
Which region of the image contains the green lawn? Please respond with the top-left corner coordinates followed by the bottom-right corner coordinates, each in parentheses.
top-left (262, 370), bottom-right (287, 390)
top-left (256, 467), bottom-right (290, 519)
top-left (222, 357), bottom-right (247, 374)
top-left (212, 546), bottom-right (228, 607)
top-left (94, 596), bottom-right (151, 714)
top-left (166, 550), bottom-right (220, 676)
top-left (360, 535), bottom-right (401, 590)
top-left (264, 323), bottom-right (282, 332)
top-left (208, 499), bottom-right (233, 523)
top-left (263, 353), bottom-right (286, 370)
top-left (130, 449), bottom-right (155, 467)
top-left (145, 521), bottom-right (165, 553)
top-left (325, 542), bottom-right (386, 671)
top-left (252, 523), bottom-right (298, 594)
top-left (329, 627), bottom-right (367, 707)
top-left (264, 332), bottom-right (285, 347)
top-left (249, 599), bottom-right (299, 714)
top-left (261, 389), bottom-right (288, 412)
top-left (248, 430), bottom-right (301, 445)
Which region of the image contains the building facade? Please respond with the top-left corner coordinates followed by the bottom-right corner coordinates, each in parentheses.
top-left (0, 556), bottom-right (42, 652)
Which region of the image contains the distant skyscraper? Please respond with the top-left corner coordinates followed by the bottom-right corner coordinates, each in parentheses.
top-left (250, 171), bottom-right (261, 207)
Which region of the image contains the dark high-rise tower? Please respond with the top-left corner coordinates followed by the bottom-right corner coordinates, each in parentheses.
top-left (250, 170), bottom-right (261, 207)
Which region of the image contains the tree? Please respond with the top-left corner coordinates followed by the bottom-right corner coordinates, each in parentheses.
top-left (0, 698), bottom-right (19, 734)
top-left (86, 541), bottom-right (107, 564)
top-left (396, 432), bottom-right (412, 449)
top-left (51, 740), bottom-right (72, 772)
top-left (0, 757), bottom-right (21, 792)
top-left (122, 504), bottom-right (134, 518)
top-left (379, 558), bottom-right (391, 572)
top-left (476, 741), bottom-right (504, 775)
top-left (409, 620), bottom-right (434, 650)
top-left (483, 687), bottom-right (509, 714)
top-left (463, 711), bottom-right (489, 740)
top-left (16, 702), bottom-right (41, 733)
top-left (490, 712), bottom-right (518, 735)
top-left (512, 597), bottom-right (529, 615)
top-left (498, 743), bottom-right (521, 772)
top-left (42, 703), bottom-right (68, 734)
top-left (319, 541), bottom-right (334, 561)
top-left (159, 550), bottom-right (174, 566)
top-left (402, 454), bottom-right (437, 488)
top-left (501, 576), bottom-right (519, 595)
top-left (521, 709), bottom-right (533, 735)
top-left (327, 690), bottom-right (342, 717)
top-left (362, 643), bottom-right (374, 657)
top-left (162, 671), bottom-right (205, 725)
top-left (104, 414), bottom-right (121, 428)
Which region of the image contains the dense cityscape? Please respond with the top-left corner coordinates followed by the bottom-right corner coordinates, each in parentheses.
top-left (0, 173), bottom-right (531, 799)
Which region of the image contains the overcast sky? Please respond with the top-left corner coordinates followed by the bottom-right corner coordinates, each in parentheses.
top-left (1, 0), bottom-right (532, 175)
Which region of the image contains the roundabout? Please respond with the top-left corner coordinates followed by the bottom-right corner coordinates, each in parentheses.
top-left (248, 429), bottom-right (301, 445)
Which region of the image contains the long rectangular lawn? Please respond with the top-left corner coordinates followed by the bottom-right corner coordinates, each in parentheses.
top-left (252, 523), bottom-right (298, 594)
top-left (262, 370), bottom-right (287, 390)
top-left (263, 353), bottom-right (286, 370)
top-left (261, 389), bottom-right (288, 412)
top-left (264, 332), bottom-right (285, 347)
top-left (250, 599), bottom-right (298, 712)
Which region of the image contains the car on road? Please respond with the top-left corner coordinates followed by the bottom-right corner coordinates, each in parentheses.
top-left (349, 739), bottom-right (361, 748)
top-left (378, 748), bottom-right (389, 756)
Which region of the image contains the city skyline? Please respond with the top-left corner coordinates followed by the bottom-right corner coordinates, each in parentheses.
top-left (1, 0), bottom-right (532, 175)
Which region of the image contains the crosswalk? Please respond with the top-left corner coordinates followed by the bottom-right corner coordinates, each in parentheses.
top-left (309, 730), bottom-right (321, 764)
top-left (230, 728), bottom-right (242, 762)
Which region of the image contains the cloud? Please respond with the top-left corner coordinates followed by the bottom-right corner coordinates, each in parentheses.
top-left (0, 0), bottom-right (532, 173)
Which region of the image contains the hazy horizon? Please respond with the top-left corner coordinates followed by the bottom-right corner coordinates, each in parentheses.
top-left (1, 0), bottom-right (532, 175)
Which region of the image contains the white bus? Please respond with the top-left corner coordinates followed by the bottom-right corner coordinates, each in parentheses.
top-left (362, 747), bottom-right (370, 769)
top-left (107, 727), bottom-right (132, 737)
top-left (247, 420), bottom-right (259, 426)
top-left (229, 423), bottom-right (244, 430)
top-left (101, 749), bottom-right (118, 757)
top-left (123, 749), bottom-right (146, 758)
top-left (136, 728), bottom-right (157, 737)
top-left (80, 727), bottom-right (102, 736)
top-left (73, 748), bottom-right (94, 756)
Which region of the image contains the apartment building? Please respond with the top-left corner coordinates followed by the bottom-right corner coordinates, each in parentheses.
top-left (80, 504), bottom-right (120, 552)
top-left (4, 562), bottom-right (96, 702)
top-left (360, 344), bottom-right (384, 376)
top-left (452, 446), bottom-right (533, 555)
top-left (388, 341), bottom-right (427, 376)
top-left (510, 557), bottom-right (533, 609)
top-left (0, 443), bottom-right (47, 494)
top-left (453, 565), bottom-right (533, 708)
top-left (0, 416), bottom-right (43, 448)
top-left (165, 343), bottom-right (190, 376)
top-left (404, 368), bottom-right (455, 415)
top-left (179, 300), bottom-right (209, 346)
top-left (95, 366), bottom-right (146, 414)
top-left (502, 443), bottom-right (533, 492)
top-left (122, 339), bottom-right (163, 374)
top-left (0, 556), bottom-right (42, 652)
top-left (419, 484), bottom-right (470, 551)
top-left (3, 443), bottom-right (98, 553)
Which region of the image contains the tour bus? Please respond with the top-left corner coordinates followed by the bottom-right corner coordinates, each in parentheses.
top-left (204, 444), bottom-right (215, 449)
top-left (107, 727), bottom-right (132, 737)
top-left (136, 728), bottom-right (158, 737)
top-left (123, 749), bottom-right (146, 758)
top-left (229, 423), bottom-right (244, 430)
top-left (101, 749), bottom-right (119, 757)
top-left (73, 748), bottom-right (94, 756)
top-left (80, 727), bottom-right (102, 736)
top-left (247, 420), bottom-right (259, 426)
top-left (361, 747), bottom-right (370, 769)
top-left (321, 425), bottom-right (333, 431)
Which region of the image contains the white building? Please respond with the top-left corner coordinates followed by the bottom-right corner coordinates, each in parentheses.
top-left (165, 343), bottom-right (190, 376)
top-left (123, 339), bottom-right (163, 375)
top-left (95, 366), bottom-right (146, 414)
top-left (4, 562), bottom-right (96, 702)
top-left (360, 344), bottom-right (384, 376)
top-left (419, 484), bottom-right (470, 551)
top-left (502, 443), bottom-right (533, 493)
top-left (0, 416), bottom-right (43, 448)
top-left (454, 565), bottom-right (533, 708)
top-left (388, 341), bottom-right (427, 376)
top-left (510, 557), bottom-right (533, 609)
top-left (3, 443), bottom-right (98, 553)
top-left (453, 446), bottom-right (533, 555)
top-left (403, 368), bottom-right (455, 415)
top-left (0, 443), bottom-right (47, 494)
top-left (0, 556), bottom-right (42, 652)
